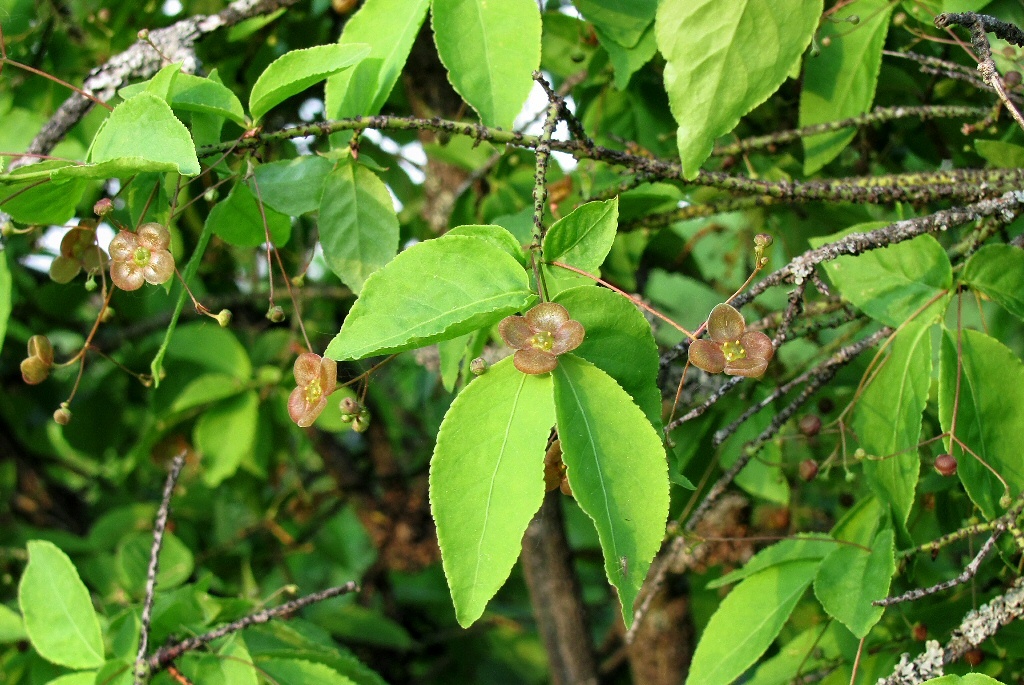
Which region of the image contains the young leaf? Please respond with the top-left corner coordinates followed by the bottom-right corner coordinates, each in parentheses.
top-left (318, 159), bottom-right (400, 293)
top-left (939, 329), bottom-right (1024, 519)
top-left (813, 529), bottom-right (895, 638)
top-left (249, 43), bottom-right (371, 122)
top-left (800, 0), bottom-right (893, 173)
top-left (259, 658), bottom-right (359, 685)
top-left (325, 0), bottom-right (431, 119)
top-left (542, 198), bottom-right (619, 274)
top-left (815, 230), bottom-right (952, 327)
top-left (253, 156), bottom-right (334, 217)
top-left (684, 560), bottom-right (819, 685)
top-left (431, 0), bottom-right (541, 129)
top-left (854, 323), bottom-right (931, 525)
top-left (0, 603), bottom-right (27, 643)
top-left (656, 0), bottom-right (822, 178)
top-left (445, 224), bottom-right (527, 266)
top-left (59, 93), bottom-right (200, 178)
top-left (961, 244), bottom-right (1024, 321)
top-left (553, 286), bottom-right (661, 429)
top-left (195, 390), bottom-right (260, 487)
top-left (430, 358), bottom-right (555, 627)
top-left (325, 235), bottom-right (536, 360)
top-left (206, 181), bottom-right (292, 247)
top-left (552, 354), bottom-right (668, 626)
top-left (600, 23), bottom-right (658, 91)
top-left (18, 540), bottom-right (105, 669)
top-left (574, 0), bottom-right (656, 48)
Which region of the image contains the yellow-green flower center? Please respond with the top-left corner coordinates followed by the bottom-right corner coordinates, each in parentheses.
top-left (132, 246), bottom-right (151, 267)
top-left (305, 378), bottom-right (323, 405)
top-left (722, 339), bottom-right (746, 362)
top-left (529, 331), bottom-right (555, 352)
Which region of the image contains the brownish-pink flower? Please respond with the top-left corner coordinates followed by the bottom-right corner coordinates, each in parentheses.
top-left (109, 223), bottom-right (174, 291)
top-left (499, 302), bottom-right (584, 375)
top-left (288, 353), bottom-right (338, 427)
top-left (688, 303), bottom-right (774, 378)
top-left (50, 222), bottom-right (109, 284)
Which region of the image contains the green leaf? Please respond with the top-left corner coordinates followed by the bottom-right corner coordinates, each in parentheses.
top-left (437, 333), bottom-right (471, 392)
top-left (318, 159), bottom-right (400, 293)
top-left (574, 0), bottom-right (656, 48)
top-left (325, 235), bottom-right (535, 360)
top-left (168, 373), bottom-right (247, 415)
top-left (430, 358), bottom-right (554, 627)
top-left (974, 139), bottom-right (1024, 168)
top-left (923, 675), bottom-right (1007, 685)
top-left (259, 658), bottom-right (357, 685)
top-left (855, 323), bottom-right (931, 525)
top-left (115, 531), bottom-right (195, 596)
top-left (0, 604), bottom-right (27, 643)
top-left (552, 355), bottom-right (668, 625)
top-left (799, 0), bottom-right (893, 173)
top-left (252, 156), bottom-right (333, 216)
top-left (59, 93), bottom-right (200, 178)
top-left (961, 244), bottom-right (1024, 321)
top-left (939, 329), bottom-right (1024, 519)
top-left (552, 286), bottom-right (661, 429)
top-left (813, 529), bottom-right (895, 638)
top-left (543, 198), bottom-right (618, 273)
top-left (431, 0), bottom-right (541, 129)
top-left (684, 560), bottom-right (819, 685)
top-left (656, 0), bottom-right (821, 178)
top-left (0, 252), bottom-right (10, 358)
top-left (325, 0), bottom-right (431, 118)
top-left (18, 540), bottom-right (105, 669)
top-left (249, 43), bottom-right (370, 122)
top-left (165, 322), bottom-right (252, 379)
top-left (445, 224), bottom-right (527, 266)
top-left (815, 229), bottom-right (952, 327)
top-left (707, 534), bottom-right (833, 589)
top-left (118, 66), bottom-right (246, 125)
top-left (600, 23), bottom-right (658, 91)
top-left (45, 674), bottom-right (99, 685)
top-left (0, 162), bottom-right (88, 224)
top-left (207, 181), bottom-right (292, 247)
top-left (195, 390), bottom-right (260, 487)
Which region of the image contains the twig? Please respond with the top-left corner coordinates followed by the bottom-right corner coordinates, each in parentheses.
top-left (529, 71), bottom-right (562, 301)
top-left (134, 452), bottom-right (187, 685)
top-left (875, 533), bottom-right (1002, 607)
top-left (877, 578), bottom-right (1024, 685)
top-left (147, 582), bottom-right (359, 672)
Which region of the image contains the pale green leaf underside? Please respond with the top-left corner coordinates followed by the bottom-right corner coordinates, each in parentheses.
top-left (800, 0), bottom-right (893, 173)
top-left (431, 0), bottom-right (541, 129)
top-left (120, 68), bottom-right (246, 125)
top-left (685, 560), bottom-right (819, 685)
top-left (813, 529), bottom-right (895, 638)
top-left (318, 161), bottom-right (400, 293)
top-left (552, 355), bottom-right (668, 626)
top-left (325, 235), bottom-right (535, 360)
top-left (62, 93), bottom-right (199, 178)
top-left (18, 540), bottom-right (105, 669)
top-left (249, 43), bottom-right (370, 122)
top-left (855, 323), bottom-right (931, 525)
top-left (939, 329), bottom-right (1024, 519)
top-left (431, 358), bottom-right (554, 627)
top-left (962, 244), bottom-right (1024, 321)
top-left (325, 0), bottom-right (430, 118)
top-left (656, 0), bottom-right (822, 178)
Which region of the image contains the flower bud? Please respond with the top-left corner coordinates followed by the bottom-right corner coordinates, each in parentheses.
top-left (27, 335), bottom-right (53, 365)
top-left (798, 414), bottom-right (822, 437)
top-left (53, 404), bottom-right (71, 425)
top-left (21, 356), bottom-right (50, 385)
top-left (799, 459), bottom-right (819, 482)
top-left (93, 198), bottom-right (114, 217)
top-left (753, 233), bottom-right (773, 248)
top-left (470, 357), bottom-right (487, 375)
top-left (215, 309), bottom-right (232, 327)
top-left (1000, 493), bottom-right (1013, 509)
top-left (352, 412), bottom-right (370, 433)
top-left (137, 28), bottom-right (149, 40)
top-left (267, 305), bottom-right (285, 323)
top-left (934, 454), bottom-right (957, 477)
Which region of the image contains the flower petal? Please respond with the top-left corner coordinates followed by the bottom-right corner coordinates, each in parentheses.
top-left (109, 232), bottom-right (136, 261)
top-left (526, 302), bottom-right (570, 333)
top-left (137, 223), bottom-right (170, 250)
top-left (288, 386), bottom-right (327, 427)
top-left (688, 339), bottom-right (726, 374)
top-left (293, 352), bottom-right (323, 385)
top-left (143, 250), bottom-right (175, 285)
top-left (514, 347), bottom-right (558, 374)
top-left (724, 358), bottom-right (769, 378)
top-left (111, 259), bottom-right (145, 291)
top-left (318, 357), bottom-right (338, 395)
top-left (551, 319), bottom-right (585, 355)
top-left (708, 303), bottom-right (745, 342)
top-left (740, 330), bottom-right (774, 362)
top-left (499, 315), bottom-right (534, 349)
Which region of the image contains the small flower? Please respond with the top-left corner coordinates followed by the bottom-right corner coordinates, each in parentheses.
top-left (499, 302), bottom-right (585, 375)
top-left (50, 223), bottom-right (109, 284)
top-left (21, 335), bottom-right (54, 385)
top-left (109, 223), bottom-right (174, 291)
top-left (688, 303), bottom-right (774, 378)
top-left (288, 353), bottom-right (338, 427)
